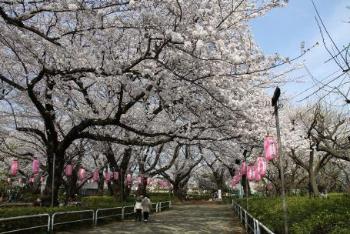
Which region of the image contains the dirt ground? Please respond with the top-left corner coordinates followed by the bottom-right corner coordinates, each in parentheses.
top-left (58, 203), bottom-right (245, 234)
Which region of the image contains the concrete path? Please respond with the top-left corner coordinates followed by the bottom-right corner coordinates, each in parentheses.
top-left (58, 203), bottom-right (245, 234)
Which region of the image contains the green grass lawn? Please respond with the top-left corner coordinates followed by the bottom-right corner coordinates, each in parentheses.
top-left (235, 193), bottom-right (350, 234)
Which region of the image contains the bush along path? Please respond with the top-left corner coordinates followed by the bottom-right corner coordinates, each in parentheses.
top-left (236, 194), bottom-right (350, 234)
top-left (58, 203), bottom-right (245, 234)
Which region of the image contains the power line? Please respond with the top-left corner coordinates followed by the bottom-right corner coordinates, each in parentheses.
top-left (297, 72), bottom-right (347, 102)
top-left (289, 66), bottom-right (341, 100)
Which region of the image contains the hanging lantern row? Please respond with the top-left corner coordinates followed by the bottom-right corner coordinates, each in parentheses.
top-left (10, 158), bottom-right (42, 176)
top-left (230, 136), bottom-right (278, 187)
top-left (65, 164), bottom-right (133, 184)
top-left (10, 159), bottom-right (167, 187)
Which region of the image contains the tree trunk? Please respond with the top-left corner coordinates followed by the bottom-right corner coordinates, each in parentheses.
top-left (120, 148), bottom-right (132, 202)
top-left (173, 184), bottom-right (187, 200)
top-left (213, 171), bottom-right (226, 192)
top-left (137, 177), bottom-right (148, 196)
top-left (241, 175), bottom-right (251, 197)
top-left (45, 152), bottom-right (64, 206)
top-left (308, 169), bottom-right (320, 196)
top-left (97, 170), bottom-right (104, 195)
top-left (64, 171), bottom-right (79, 204)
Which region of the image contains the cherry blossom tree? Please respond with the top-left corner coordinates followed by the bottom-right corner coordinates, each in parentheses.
top-left (0, 0), bottom-right (287, 205)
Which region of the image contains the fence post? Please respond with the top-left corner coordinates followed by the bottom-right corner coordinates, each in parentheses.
top-left (240, 206), bottom-right (243, 222)
top-left (233, 202), bottom-right (275, 234)
top-left (159, 202), bottom-right (162, 212)
top-left (169, 200), bottom-right (172, 208)
top-left (95, 210), bottom-right (98, 225)
top-left (51, 213), bottom-right (55, 231)
top-left (253, 218), bottom-right (256, 234)
top-left (47, 215), bottom-right (51, 233)
top-left (156, 203), bottom-right (159, 212)
top-left (92, 210), bottom-right (95, 226)
top-left (121, 207), bottom-right (125, 220)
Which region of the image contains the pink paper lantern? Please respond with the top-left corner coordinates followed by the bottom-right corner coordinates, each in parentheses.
top-left (10, 159), bottom-right (19, 176)
top-left (267, 183), bottom-right (273, 190)
top-left (126, 173), bottom-right (132, 183)
top-left (254, 166), bottom-right (262, 181)
top-left (29, 177), bottom-right (35, 183)
top-left (257, 156), bottom-right (267, 176)
top-left (104, 171), bottom-right (111, 182)
top-left (93, 169), bottom-right (99, 182)
top-left (65, 164), bottom-right (73, 176)
top-left (137, 176), bottom-right (142, 184)
top-left (264, 136), bottom-right (278, 161)
top-left (78, 167), bottom-right (86, 181)
top-left (32, 158), bottom-right (40, 174)
top-left (233, 175), bottom-right (241, 184)
top-left (113, 172), bottom-right (119, 180)
top-left (247, 166), bottom-right (255, 181)
top-left (240, 162), bottom-right (247, 175)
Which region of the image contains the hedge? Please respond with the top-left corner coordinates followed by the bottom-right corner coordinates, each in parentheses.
top-left (236, 194), bottom-right (350, 234)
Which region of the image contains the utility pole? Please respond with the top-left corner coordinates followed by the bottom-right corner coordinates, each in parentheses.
top-left (51, 153), bottom-right (56, 207)
top-left (272, 87), bottom-right (289, 234)
top-left (243, 150), bottom-right (249, 211)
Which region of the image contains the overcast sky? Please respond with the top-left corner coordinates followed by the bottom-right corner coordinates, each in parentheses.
top-left (251, 0), bottom-right (350, 104)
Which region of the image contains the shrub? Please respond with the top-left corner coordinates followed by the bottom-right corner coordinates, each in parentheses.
top-left (81, 196), bottom-right (121, 208)
top-left (236, 194), bottom-right (350, 234)
top-left (147, 192), bottom-right (173, 202)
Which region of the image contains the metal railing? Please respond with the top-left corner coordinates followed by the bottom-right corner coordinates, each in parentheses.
top-left (122, 205), bottom-right (135, 219)
top-left (151, 202), bottom-right (158, 212)
top-left (95, 207), bottom-right (123, 225)
top-left (158, 201), bottom-right (171, 212)
top-left (0, 200), bottom-right (172, 233)
top-left (0, 214), bottom-right (50, 233)
top-left (51, 209), bottom-right (94, 231)
top-left (232, 201), bottom-right (275, 234)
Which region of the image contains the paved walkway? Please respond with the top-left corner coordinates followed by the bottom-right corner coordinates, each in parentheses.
top-left (58, 203), bottom-right (244, 234)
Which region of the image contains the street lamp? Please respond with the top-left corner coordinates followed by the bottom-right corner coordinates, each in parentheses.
top-left (272, 87), bottom-right (289, 234)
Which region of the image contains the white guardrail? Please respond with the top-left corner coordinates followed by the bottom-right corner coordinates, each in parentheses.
top-left (232, 200), bottom-right (275, 234)
top-left (0, 201), bottom-right (172, 233)
top-left (95, 206), bottom-right (123, 225)
top-left (51, 209), bottom-right (95, 231)
top-left (0, 214), bottom-right (50, 233)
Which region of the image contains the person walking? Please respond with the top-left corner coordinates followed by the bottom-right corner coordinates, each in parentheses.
top-left (134, 196), bottom-right (143, 222)
top-left (141, 195), bottom-right (152, 222)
